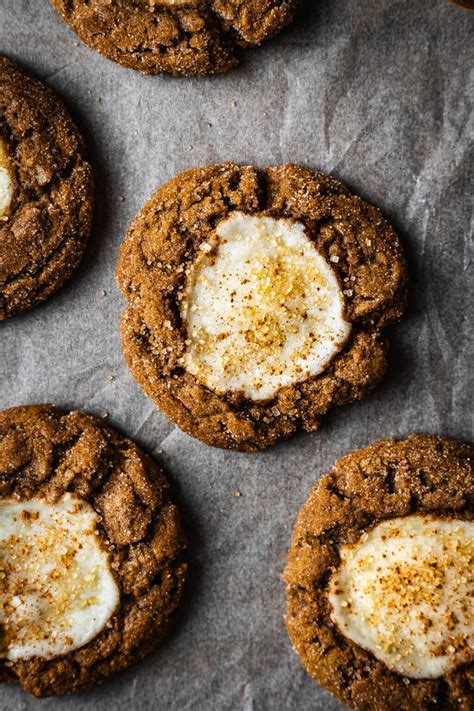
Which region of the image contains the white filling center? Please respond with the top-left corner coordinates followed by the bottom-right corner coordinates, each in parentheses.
top-left (181, 212), bottom-right (351, 401)
top-left (0, 140), bottom-right (13, 216)
top-left (0, 494), bottom-right (119, 661)
top-left (329, 515), bottom-right (474, 678)
top-left (149, 0), bottom-right (198, 6)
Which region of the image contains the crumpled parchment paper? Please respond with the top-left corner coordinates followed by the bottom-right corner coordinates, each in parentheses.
top-left (0, 0), bottom-right (472, 709)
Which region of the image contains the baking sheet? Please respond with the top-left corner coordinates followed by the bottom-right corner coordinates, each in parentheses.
top-left (0, 0), bottom-right (473, 709)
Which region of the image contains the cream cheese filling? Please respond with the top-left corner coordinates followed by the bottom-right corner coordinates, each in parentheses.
top-left (329, 515), bottom-right (474, 678)
top-left (181, 212), bottom-right (351, 401)
top-left (148, 0), bottom-right (199, 6)
top-left (0, 140), bottom-right (13, 217)
top-left (0, 494), bottom-right (119, 661)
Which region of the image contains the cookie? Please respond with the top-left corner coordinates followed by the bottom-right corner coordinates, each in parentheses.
top-left (50, 0), bottom-right (301, 76)
top-left (449, 0), bottom-right (474, 9)
top-left (284, 434), bottom-right (474, 711)
top-left (0, 56), bottom-right (93, 320)
top-left (0, 405), bottom-right (187, 697)
top-left (117, 163), bottom-right (407, 451)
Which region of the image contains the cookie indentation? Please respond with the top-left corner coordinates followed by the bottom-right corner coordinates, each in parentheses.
top-left (0, 140), bottom-right (13, 217)
top-left (0, 494), bottom-right (119, 662)
top-left (181, 212), bottom-right (351, 401)
top-left (329, 514), bottom-right (474, 679)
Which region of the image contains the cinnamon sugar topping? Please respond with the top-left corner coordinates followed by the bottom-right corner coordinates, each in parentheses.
top-left (329, 514), bottom-right (474, 678)
top-left (0, 494), bottom-right (119, 661)
top-left (181, 212), bottom-right (351, 400)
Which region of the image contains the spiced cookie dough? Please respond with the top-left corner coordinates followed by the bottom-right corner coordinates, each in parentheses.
top-left (284, 435), bottom-right (474, 711)
top-left (50, 0), bottom-right (301, 76)
top-left (0, 405), bottom-right (187, 697)
top-left (117, 163), bottom-right (407, 451)
top-left (0, 56), bottom-right (93, 320)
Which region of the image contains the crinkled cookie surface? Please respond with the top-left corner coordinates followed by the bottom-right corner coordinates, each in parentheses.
top-left (50, 0), bottom-right (302, 75)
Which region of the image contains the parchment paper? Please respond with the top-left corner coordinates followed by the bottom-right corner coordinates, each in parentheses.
top-left (0, 1), bottom-right (473, 709)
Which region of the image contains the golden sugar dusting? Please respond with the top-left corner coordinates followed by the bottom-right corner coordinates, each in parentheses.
top-left (0, 496), bottom-right (118, 660)
top-left (181, 213), bottom-right (350, 400)
top-left (329, 515), bottom-right (474, 678)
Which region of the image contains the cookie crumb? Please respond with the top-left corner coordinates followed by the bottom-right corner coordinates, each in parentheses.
top-left (234, 490), bottom-right (241, 497)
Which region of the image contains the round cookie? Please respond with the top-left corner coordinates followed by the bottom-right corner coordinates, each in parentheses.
top-left (50, 0), bottom-right (301, 76)
top-left (0, 405), bottom-right (187, 697)
top-left (284, 434), bottom-right (474, 711)
top-left (117, 163), bottom-right (407, 451)
top-left (0, 55), bottom-right (93, 320)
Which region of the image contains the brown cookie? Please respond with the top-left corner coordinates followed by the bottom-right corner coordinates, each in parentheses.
top-left (0, 56), bottom-right (93, 320)
top-left (50, 0), bottom-right (301, 76)
top-left (0, 404), bottom-right (187, 697)
top-left (284, 434), bottom-right (474, 711)
top-left (117, 163), bottom-right (407, 452)
top-left (448, 1), bottom-right (474, 9)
